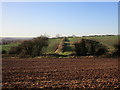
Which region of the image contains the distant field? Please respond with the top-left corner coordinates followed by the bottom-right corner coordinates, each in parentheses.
top-left (68, 35), bottom-right (118, 53)
top-left (68, 37), bottom-right (81, 42)
top-left (1, 38), bottom-right (61, 54)
top-left (1, 35), bottom-right (118, 54)
top-left (83, 35), bottom-right (118, 52)
top-left (1, 42), bottom-right (21, 53)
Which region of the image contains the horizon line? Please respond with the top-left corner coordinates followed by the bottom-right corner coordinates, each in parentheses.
top-left (1, 34), bottom-right (118, 38)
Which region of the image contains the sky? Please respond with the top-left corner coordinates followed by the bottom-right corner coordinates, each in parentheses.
top-left (2, 2), bottom-right (118, 37)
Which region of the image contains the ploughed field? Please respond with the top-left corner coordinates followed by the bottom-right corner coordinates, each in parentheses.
top-left (2, 58), bottom-right (119, 89)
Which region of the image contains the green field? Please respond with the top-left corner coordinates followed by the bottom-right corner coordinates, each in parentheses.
top-left (1, 42), bottom-right (21, 53)
top-left (1, 38), bottom-right (61, 54)
top-left (68, 35), bottom-right (118, 53)
top-left (1, 35), bottom-right (118, 54)
top-left (42, 38), bottom-right (61, 54)
top-left (83, 35), bottom-right (118, 52)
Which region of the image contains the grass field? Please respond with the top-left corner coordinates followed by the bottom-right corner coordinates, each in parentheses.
top-left (1, 42), bottom-right (21, 53)
top-left (2, 58), bottom-right (119, 89)
top-left (68, 37), bottom-right (81, 42)
top-left (1, 35), bottom-right (118, 54)
top-left (42, 38), bottom-right (61, 54)
top-left (1, 38), bottom-right (61, 54)
top-left (68, 35), bottom-right (118, 53)
top-left (82, 35), bottom-right (118, 52)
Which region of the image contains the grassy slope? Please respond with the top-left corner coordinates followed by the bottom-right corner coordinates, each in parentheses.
top-left (42, 38), bottom-right (61, 54)
top-left (1, 42), bottom-right (21, 53)
top-left (2, 38), bottom-right (61, 54)
top-left (1, 35), bottom-right (118, 54)
top-left (68, 37), bottom-right (81, 42)
top-left (68, 35), bottom-right (118, 53)
top-left (82, 35), bottom-right (118, 52)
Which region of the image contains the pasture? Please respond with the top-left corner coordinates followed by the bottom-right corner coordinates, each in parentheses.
top-left (68, 35), bottom-right (118, 53)
top-left (1, 35), bottom-right (118, 55)
top-left (1, 42), bottom-right (21, 53)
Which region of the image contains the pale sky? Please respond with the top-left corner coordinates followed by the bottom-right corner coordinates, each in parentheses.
top-left (2, 2), bottom-right (118, 37)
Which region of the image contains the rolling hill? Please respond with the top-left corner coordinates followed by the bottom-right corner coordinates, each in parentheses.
top-left (1, 35), bottom-right (119, 55)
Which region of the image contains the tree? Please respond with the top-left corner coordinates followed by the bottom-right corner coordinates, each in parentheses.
top-left (90, 43), bottom-right (95, 55)
top-left (9, 36), bottom-right (48, 57)
top-left (32, 36), bottom-right (48, 56)
top-left (2, 50), bottom-right (7, 54)
top-left (19, 41), bottom-right (33, 55)
top-left (9, 46), bottom-right (21, 54)
top-left (74, 39), bottom-right (108, 56)
top-left (95, 47), bottom-right (108, 56)
top-left (113, 41), bottom-right (120, 57)
top-left (74, 39), bottom-right (88, 56)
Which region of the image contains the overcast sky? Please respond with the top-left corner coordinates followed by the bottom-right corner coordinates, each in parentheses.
top-left (2, 2), bottom-right (118, 37)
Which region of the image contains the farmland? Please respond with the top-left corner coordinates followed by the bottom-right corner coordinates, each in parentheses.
top-left (68, 35), bottom-right (118, 53)
top-left (2, 2), bottom-right (119, 89)
top-left (2, 58), bottom-right (119, 89)
top-left (2, 42), bottom-right (21, 52)
top-left (1, 35), bottom-right (119, 89)
top-left (1, 35), bottom-right (119, 55)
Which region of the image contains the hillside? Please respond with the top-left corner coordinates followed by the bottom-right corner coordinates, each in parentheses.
top-left (1, 35), bottom-right (118, 55)
top-left (68, 35), bottom-right (118, 53)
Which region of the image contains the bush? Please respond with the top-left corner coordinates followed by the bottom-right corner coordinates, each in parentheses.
top-left (95, 47), bottom-right (108, 56)
top-left (9, 46), bottom-right (21, 54)
top-left (33, 36), bottom-right (48, 56)
top-left (2, 50), bottom-right (7, 54)
top-left (90, 43), bottom-right (95, 55)
top-left (74, 39), bottom-right (88, 56)
top-left (112, 41), bottom-right (120, 57)
top-left (9, 36), bottom-right (48, 57)
top-left (74, 39), bottom-right (108, 56)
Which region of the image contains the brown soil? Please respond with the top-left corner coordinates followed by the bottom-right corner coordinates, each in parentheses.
top-left (2, 58), bottom-right (119, 89)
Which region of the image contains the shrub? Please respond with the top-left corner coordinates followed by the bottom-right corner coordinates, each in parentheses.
top-left (74, 39), bottom-right (108, 56)
top-left (9, 46), bottom-right (21, 54)
top-left (95, 47), bottom-right (108, 56)
top-left (112, 41), bottom-right (120, 57)
top-left (32, 36), bottom-right (48, 56)
top-left (90, 43), bottom-right (95, 55)
top-left (74, 39), bottom-right (88, 56)
top-left (2, 50), bottom-right (7, 54)
top-left (9, 36), bottom-right (48, 57)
